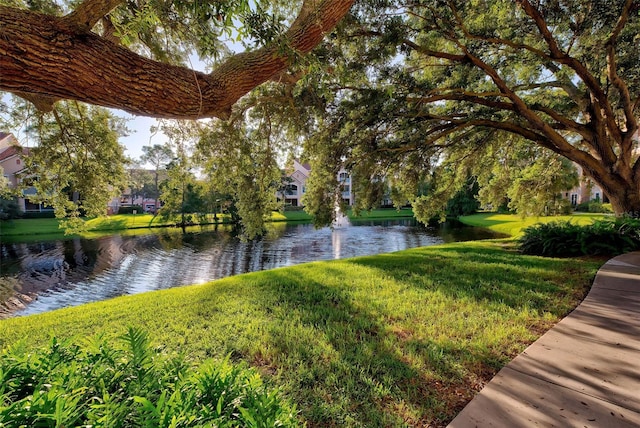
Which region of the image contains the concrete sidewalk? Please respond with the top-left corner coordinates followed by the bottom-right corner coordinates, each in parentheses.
top-left (448, 252), bottom-right (640, 428)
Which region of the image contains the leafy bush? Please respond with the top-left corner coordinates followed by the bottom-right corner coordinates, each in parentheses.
top-left (118, 205), bottom-right (144, 214)
top-left (547, 198), bottom-right (573, 215)
top-left (573, 201), bottom-right (613, 213)
top-left (520, 218), bottom-right (640, 257)
top-left (446, 177), bottom-right (480, 217)
top-left (0, 328), bottom-right (299, 427)
top-left (519, 221), bottom-right (584, 257)
top-left (21, 210), bottom-right (56, 219)
top-left (0, 197), bottom-right (22, 220)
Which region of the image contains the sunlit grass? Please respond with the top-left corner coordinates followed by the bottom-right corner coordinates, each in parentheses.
top-left (272, 210), bottom-right (314, 222)
top-left (347, 207), bottom-right (414, 220)
top-left (0, 211), bottom-right (301, 241)
top-left (459, 212), bottom-right (608, 237)
top-left (0, 240), bottom-right (602, 426)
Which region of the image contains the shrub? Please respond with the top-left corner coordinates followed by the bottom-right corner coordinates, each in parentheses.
top-left (21, 210), bottom-right (56, 219)
top-left (573, 201), bottom-right (613, 213)
top-left (520, 218), bottom-right (640, 257)
top-left (519, 221), bottom-right (584, 257)
top-left (118, 205), bottom-right (144, 214)
top-left (0, 327), bottom-right (299, 427)
top-left (547, 198), bottom-right (573, 215)
top-left (0, 198), bottom-right (22, 220)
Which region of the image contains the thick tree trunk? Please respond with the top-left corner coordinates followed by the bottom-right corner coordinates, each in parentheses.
top-left (0, 0), bottom-right (354, 119)
top-left (579, 157), bottom-right (640, 216)
top-left (603, 186), bottom-right (640, 217)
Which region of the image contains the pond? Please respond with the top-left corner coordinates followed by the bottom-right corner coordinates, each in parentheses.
top-left (0, 219), bottom-right (502, 318)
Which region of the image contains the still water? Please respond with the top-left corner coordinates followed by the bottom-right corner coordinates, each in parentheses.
top-left (0, 219), bottom-right (500, 318)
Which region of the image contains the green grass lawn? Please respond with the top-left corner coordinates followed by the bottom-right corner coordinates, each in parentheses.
top-left (459, 212), bottom-right (608, 237)
top-left (0, 238), bottom-right (602, 426)
top-left (0, 214), bottom-right (177, 238)
top-left (272, 210), bottom-right (314, 222)
top-left (347, 207), bottom-right (414, 220)
top-left (0, 211), bottom-right (293, 241)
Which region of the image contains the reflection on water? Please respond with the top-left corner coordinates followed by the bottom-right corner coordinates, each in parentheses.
top-left (0, 219), bottom-right (501, 318)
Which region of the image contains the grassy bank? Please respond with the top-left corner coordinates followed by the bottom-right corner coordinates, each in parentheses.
top-left (459, 212), bottom-right (608, 237)
top-left (0, 211), bottom-right (311, 241)
top-left (347, 207), bottom-right (414, 220)
top-left (0, 208), bottom-right (415, 243)
top-left (0, 208), bottom-right (413, 239)
top-left (0, 238), bottom-right (602, 426)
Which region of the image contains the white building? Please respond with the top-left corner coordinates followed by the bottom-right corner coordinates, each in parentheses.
top-left (278, 159), bottom-right (355, 207)
top-left (564, 163), bottom-right (607, 206)
top-left (0, 132), bottom-right (53, 213)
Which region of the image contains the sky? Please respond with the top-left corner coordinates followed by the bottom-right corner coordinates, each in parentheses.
top-left (117, 114), bottom-right (167, 162)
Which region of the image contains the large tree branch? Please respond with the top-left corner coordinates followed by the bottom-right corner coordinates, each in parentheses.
top-left (516, 0), bottom-right (621, 150)
top-left (460, 46), bottom-right (606, 165)
top-left (65, 0), bottom-right (125, 30)
top-left (0, 0), bottom-right (355, 119)
top-left (605, 0), bottom-right (638, 162)
top-left (408, 90), bottom-right (593, 142)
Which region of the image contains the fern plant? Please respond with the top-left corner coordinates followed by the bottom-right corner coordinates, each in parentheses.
top-left (519, 218), bottom-right (640, 257)
top-left (0, 327), bottom-right (299, 427)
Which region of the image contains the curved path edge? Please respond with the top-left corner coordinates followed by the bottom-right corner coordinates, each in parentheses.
top-left (448, 252), bottom-right (640, 427)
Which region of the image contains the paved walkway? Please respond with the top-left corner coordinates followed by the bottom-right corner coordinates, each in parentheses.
top-left (448, 252), bottom-right (640, 428)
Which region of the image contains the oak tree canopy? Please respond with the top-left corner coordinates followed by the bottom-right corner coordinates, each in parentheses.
top-left (294, 0), bottom-right (640, 219)
top-left (4, 0), bottom-right (640, 226)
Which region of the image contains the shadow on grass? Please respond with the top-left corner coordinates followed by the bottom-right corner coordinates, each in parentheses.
top-left (196, 243), bottom-right (602, 427)
top-left (345, 243), bottom-right (600, 317)
top-left (0, 241), bottom-right (605, 427)
top-left (243, 268), bottom-right (490, 427)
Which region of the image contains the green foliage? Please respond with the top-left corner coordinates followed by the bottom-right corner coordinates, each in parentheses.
top-left (2, 0), bottom-right (289, 68)
top-left (280, 0), bottom-right (640, 223)
top-left (9, 99), bottom-right (128, 232)
top-left (0, 197), bottom-right (21, 220)
top-left (519, 221), bottom-right (585, 257)
top-left (198, 104), bottom-right (285, 239)
top-left (118, 205), bottom-right (144, 214)
top-left (0, 241), bottom-right (602, 426)
top-left (574, 201), bottom-right (613, 213)
top-left (519, 218), bottom-right (640, 257)
top-left (445, 177), bottom-right (480, 217)
top-left (140, 143), bottom-right (174, 213)
top-left (0, 173), bottom-right (10, 198)
top-left (0, 327), bottom-right (298, 427)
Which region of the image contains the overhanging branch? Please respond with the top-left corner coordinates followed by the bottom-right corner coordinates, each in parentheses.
top-left (0, 0), bottom-right (355, 119)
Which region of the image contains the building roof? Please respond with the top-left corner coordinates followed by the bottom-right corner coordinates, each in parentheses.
top-left (0, 132), bottom-right (11, 141)
top-left (0, 145), bottom-right (21, 162)
top-left (0, 145), bottom-right (30, 161)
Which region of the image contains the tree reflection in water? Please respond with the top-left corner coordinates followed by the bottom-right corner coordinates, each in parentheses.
top-left (0, 220), bottom-right (502, 318)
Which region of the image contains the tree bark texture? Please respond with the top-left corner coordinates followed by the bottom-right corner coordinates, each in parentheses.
top-left (0, 0), bottom-right (354, 119)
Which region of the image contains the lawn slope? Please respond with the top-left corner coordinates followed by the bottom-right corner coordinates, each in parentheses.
top-left (0, 240), bottom-right (602, 427)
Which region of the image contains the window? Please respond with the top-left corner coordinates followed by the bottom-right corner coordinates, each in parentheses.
top-left (16, 159), bottom-right (20, 165)
top-left (285, 184), bottom-right (298, 195)
top-left (339, 172), bottom-right (350, 183)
